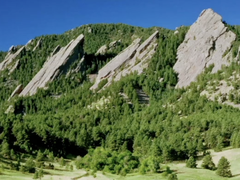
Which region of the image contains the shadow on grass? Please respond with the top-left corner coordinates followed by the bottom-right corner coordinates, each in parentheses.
top-left (233, 173), bottom-right (240, 177)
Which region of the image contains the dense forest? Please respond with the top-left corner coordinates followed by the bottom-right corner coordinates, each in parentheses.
top-left (1, 23), bottom-right (240, 177)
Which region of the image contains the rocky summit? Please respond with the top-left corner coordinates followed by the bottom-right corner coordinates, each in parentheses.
top-left (174, 8), bottom-right (236, 88)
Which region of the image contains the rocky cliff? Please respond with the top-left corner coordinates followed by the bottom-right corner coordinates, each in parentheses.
top-left (0, 46), bottom-right (25, 72)
top-left (19, 34), bottom-right (84, 96)
top-left (174, 9), bottom-right (236, 88)
top-left (91, 31), bottom-right (159, 90)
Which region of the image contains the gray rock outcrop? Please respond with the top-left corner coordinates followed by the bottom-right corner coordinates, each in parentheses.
top-left (91, 31), bottom-right (159, 90)
top-left (174, 9), bottom-right (236, 88)
top-left (0, 46), bottom-right (25, 72)
top-left (20, 34), bottom-right (84, 96)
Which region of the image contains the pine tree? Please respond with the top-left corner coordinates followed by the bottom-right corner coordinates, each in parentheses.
top-left (201, 155), bottom-right (216, 170)
top-left (216, 156), bottom-right (232, 177)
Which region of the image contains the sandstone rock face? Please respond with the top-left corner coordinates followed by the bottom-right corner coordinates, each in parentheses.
top-left (51, 45), bottom-right (61, 56)
top-left (26, 39), bottom-right (33, 46)
top-left (96, 40), bottom-right (121, 55)
top-left (174, 9), bottom-right (236, 88)
top-left (8, 84), bottom-right (23, 100)
top-left (20, 34), bottom-right (84, 96)
top-left (33, 39), bottom-right (42, 51)
top-left (96, 45), bottom-right (107, 55)
top-left (9, 59), bottom-right (20, 74)
top-left (91, 31), bottom-right (159, 90)
top-left (0, 46), bottom-right (25, 72)
top-left (9, 45), bottom-right (15, 52)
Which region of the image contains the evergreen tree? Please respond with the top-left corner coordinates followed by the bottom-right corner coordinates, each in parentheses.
top-left (201, 155), bottom-right (216, 170)
top-left (216, 157), bottom-right (232, 177)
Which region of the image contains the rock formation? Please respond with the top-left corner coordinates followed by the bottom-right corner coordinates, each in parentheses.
top-left (91, 31), bottom-right (159, 90)
top-left (0, 46), bottom-right (25, 72)
top-left (26, 39), bottom-right (33, 46)
top-left (8, 84), bottom-right (23, 100)
top-left (96, 45), bottom-right (107, 55)
top-left (8, 59), bottom-right (20, 74)
top-left (33, 39), bottom-right (42, 51)
top-left (20, 34), bottom-right (84, 96)
top-left (96, 40), bottom-right (121, 55)
top-left (174, 8), bottom-right (236, 88)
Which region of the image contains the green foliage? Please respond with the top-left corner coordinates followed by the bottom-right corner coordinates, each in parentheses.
top-left (186, 156), bottom-right (197, 168)
top-left (24, 157), bottom-right (36, 173)
top-left (201, 155), bottom-right (216, 170)
top-left (162, 166), bottom-right (173, 177)
top-left (216, 156), bottom-right (232, 177)
top-left (59, 157), bottom-right (66, 167)
top-left (76, 148), bottom-right (138, 175)
top-left (0, 51), bottom-right (7, 63)
top-left (168, 173), bottom-right (178, 180)
top-left (36, 150), bottom-right (44, 162)
top-left (33, 168), bottom-right (44, 180)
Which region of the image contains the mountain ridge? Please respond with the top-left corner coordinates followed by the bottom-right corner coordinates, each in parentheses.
top-left (1, 8), bottom-right (240, 179)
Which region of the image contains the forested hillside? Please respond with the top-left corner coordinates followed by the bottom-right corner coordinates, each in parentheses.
top-left (1, 11), bottom-right (240, 179)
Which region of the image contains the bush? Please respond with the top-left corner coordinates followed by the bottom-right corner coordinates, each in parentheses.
top-left (25, 157), bottom-right (36, 173)
top-left (59, 157), bottom-right (66, 167)
top-left (186, 156), bottom-right (197, 168)
top-left (168, 173), bottom-right (178, 180)
top-left (162, 166), bottom-right (173, 177)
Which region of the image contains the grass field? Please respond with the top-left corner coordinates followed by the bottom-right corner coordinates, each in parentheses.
top-left (0, 148), bottom-right (239, 180)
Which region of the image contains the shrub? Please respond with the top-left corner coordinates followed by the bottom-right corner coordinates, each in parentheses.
top-left (168, 173), bottom-right (178, 180)
top-left (186, 156), bottom-right (197, 168)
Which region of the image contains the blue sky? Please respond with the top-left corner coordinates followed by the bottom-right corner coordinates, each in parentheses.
top-left (1, 0), bottom-right (240, 51)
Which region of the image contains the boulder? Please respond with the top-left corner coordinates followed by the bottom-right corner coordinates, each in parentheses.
top-left (20, 34), bottom-right (84, 96)
top-left (91, 31), bottom-right (159, 90)
top-left (174, 9), bottom-right (236, 88)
